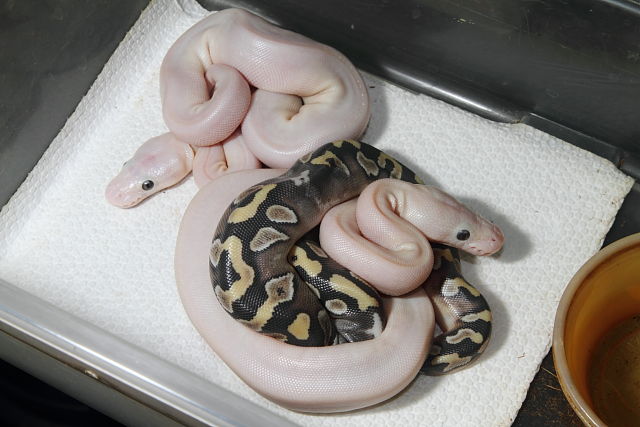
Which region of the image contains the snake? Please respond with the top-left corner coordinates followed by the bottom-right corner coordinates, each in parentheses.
top-left (209, 140), bottom-right (503, 376)
top-left (105, 8), bottom-right (369, 208)
top-left (105, 7), bottom-right (506, 410)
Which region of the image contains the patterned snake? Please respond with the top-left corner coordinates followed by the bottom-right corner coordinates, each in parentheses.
top-left (209, 140), bottom-right (502, 375)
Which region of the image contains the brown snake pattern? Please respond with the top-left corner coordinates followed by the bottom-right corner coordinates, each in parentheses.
top-left (209, 140), bottom-right (492, 374)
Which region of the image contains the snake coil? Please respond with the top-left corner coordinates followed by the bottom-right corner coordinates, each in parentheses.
top-left (209, 140), bottom-right (492, 375)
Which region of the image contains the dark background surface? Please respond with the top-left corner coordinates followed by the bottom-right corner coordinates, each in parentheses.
top-left (1, 0), bottom-right (639, 425)
top-left (203, 0), bottom-right (640, 166)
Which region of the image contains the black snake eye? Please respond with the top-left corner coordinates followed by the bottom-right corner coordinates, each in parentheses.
top-left (142, 180), bottom-right (155, 191)
top-left (456, 229), bottom-right (470, 241)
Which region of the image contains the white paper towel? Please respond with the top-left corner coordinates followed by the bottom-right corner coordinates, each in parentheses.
top-left (0, 0), bottom-right (634, 425)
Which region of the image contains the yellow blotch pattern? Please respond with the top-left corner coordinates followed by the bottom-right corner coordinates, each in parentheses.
top-left (332, 140), bottom-right (361, 148)
top-left (249, 273), bottom-right (295, 331)
top-left (290, 245), bottom-right (322, 276)
top-left (310, 151), bottom-right (349, 175)
top-left (445, 328), bottom-right (484, 345)
top-left (287, 313), bottom-right (311, 340)
top-left (228, 183), bottom-right (276, 223)
top-left (211, 236), bottom-right (255, 309)
top-left (329, 274), bottom-right (379, 311)
top-left (431, 353), bottom-right (473, 373)
top-left (377, 152), bottom-right (403, 179)
top-left (461, 310), bottom-right (492, 323)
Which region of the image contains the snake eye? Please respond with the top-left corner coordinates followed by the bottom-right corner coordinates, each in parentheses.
top-left (142, 180), bottom-right (155, 191)
top-left (456, 229), bottom-right (470, 241)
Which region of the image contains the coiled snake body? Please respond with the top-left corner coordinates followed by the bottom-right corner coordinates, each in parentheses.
top-left (210, 140), bottom-right (494, 374)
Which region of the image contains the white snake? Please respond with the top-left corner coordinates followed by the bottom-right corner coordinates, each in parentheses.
top-left (105, 8), bottom-right (369, 208)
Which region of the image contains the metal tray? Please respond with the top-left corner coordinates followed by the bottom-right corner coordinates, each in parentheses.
top-left (1, 1), bottom-right (638, 425)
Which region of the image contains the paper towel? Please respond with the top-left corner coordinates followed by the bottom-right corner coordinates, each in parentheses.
top-left (0, 0), bottom-right (634, 425)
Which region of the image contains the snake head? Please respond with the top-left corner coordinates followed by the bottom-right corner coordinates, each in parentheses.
top-left (453, 217), bottom-right (504, 256)
top-left (408, 185), bottom-right (504, 256)
top-left (105, 133), bottom-right (194, 208)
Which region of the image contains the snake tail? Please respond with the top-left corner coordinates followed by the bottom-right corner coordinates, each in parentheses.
top-left (420, 244), bottom-right (492, 375)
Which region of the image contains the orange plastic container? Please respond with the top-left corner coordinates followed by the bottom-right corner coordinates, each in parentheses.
top-left (553, 233), bottom-right (640, 426)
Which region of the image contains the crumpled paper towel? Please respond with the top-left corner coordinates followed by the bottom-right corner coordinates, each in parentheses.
top-left (0, 0), bottom-right (634, 425)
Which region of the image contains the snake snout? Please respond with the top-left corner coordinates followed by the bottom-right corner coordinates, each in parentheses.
top-left (465, 224), bottom-right (504, 256)
top-left (105, 179), bottom-right (145, 209)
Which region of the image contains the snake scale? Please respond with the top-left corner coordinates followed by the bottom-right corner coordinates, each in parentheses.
top-left (209, 140), bottom-right (492, 375)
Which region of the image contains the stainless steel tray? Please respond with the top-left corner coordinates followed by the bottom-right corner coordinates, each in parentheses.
top-left (1, 1), bottom-right (638, 425)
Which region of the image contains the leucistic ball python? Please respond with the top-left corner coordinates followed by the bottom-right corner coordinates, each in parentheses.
top-left (175, 141), bottom-right (504, 411)
top-left (105, 8), bottom-right (370, 208)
